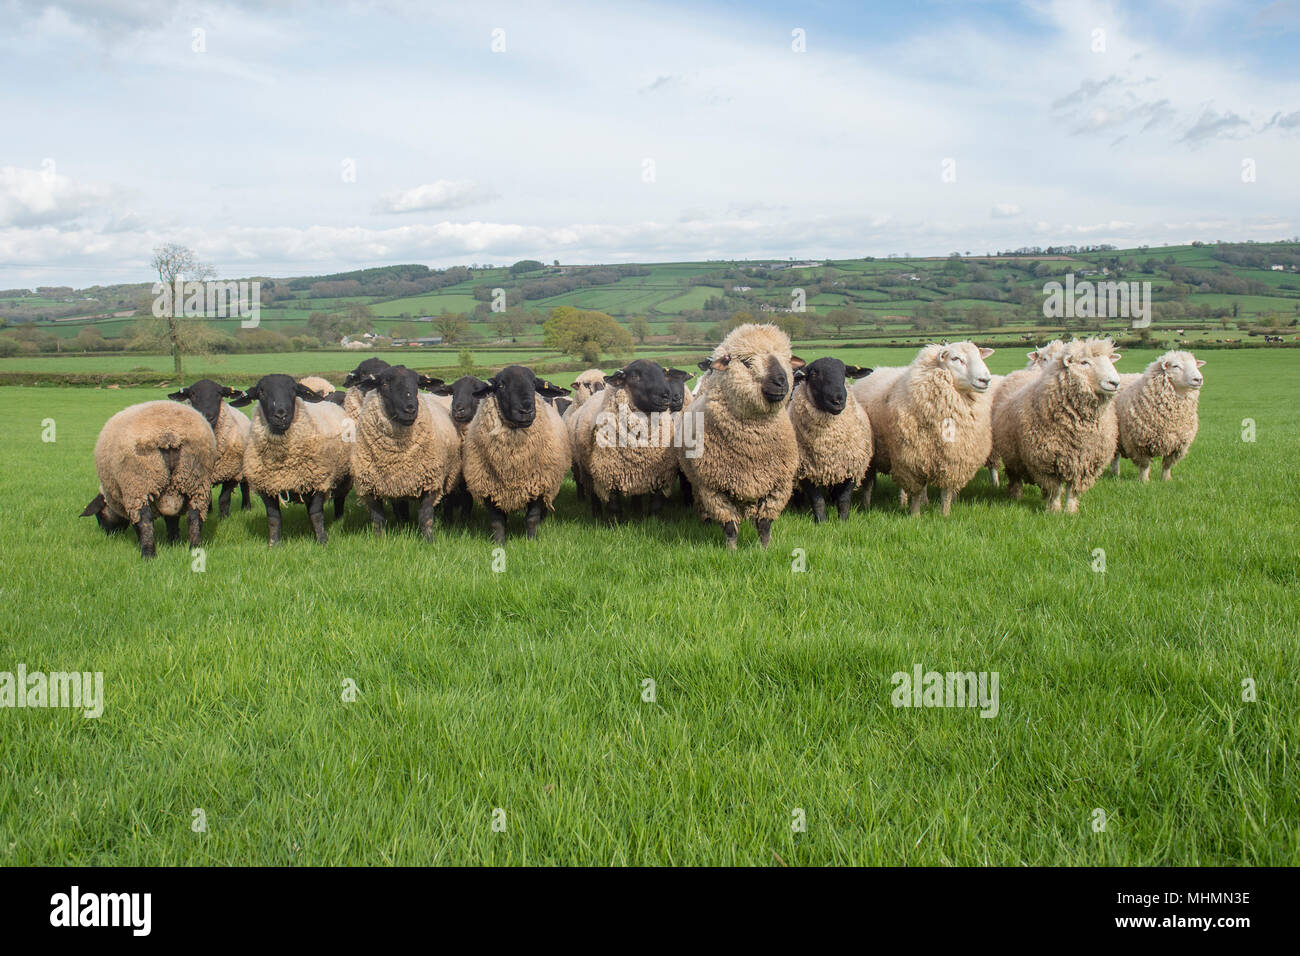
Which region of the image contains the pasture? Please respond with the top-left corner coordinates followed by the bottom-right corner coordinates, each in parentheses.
top-left (0, 348), bottom-right (1296, 865)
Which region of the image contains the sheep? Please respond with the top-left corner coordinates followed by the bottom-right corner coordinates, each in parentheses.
top-left (788, 358), bottom-right (874, 521)
top-left (79, 401), bottom-right (217, 558)
top-left (668, 367), bottom-right (696, 505)
top-left (427, 375), bottom-right (487, 523)
top-left (571, 360), bottom-right (690, 519)
top-left (569, 368), bottom-right (607, 407)
top-left (992, 337), bottom-right (1121, 513)
top-left (853, 342), bottom-right (995, 516)
top-left (168, 379), bottom-right (252, 517)
top-left (985, 340), bottom-right (1066, 487)
top-left (1111, 350), bottom-right (1204, 481)
top-left (461, 365), bottom-right (571, 542)
top-left (850, 365), bottom-right (906, 508)
top-left (234, 374), bottom-right (353, 545)
top-left (342, 358), bottom-right (391, 420)
top-left (348, 365), bottom-right (461, 540)
top-left (676, 322), bottom-right (804, 549)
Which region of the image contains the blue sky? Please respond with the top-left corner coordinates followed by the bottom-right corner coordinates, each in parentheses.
top-left (1, 0), bottom-right (1297, 287)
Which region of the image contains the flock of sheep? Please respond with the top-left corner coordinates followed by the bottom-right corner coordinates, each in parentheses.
top-left (79, 322), bottom-right (1205, 556)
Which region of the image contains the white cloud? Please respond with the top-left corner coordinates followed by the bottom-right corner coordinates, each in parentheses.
top-left (375, 180), bottom-right (501, 214)
top-left (991, 203), bottom-right (1022, 218)
top-left (0, 166), bottom-right (115, 228)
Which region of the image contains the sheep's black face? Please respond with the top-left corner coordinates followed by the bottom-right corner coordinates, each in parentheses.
top-left (665, 368), bottom-right (692, 412)
top-left (79, 493), bottom-right (128, 533)
top-left (434, 376), bottom-right (487, 426)
top-left (606, 360), bottom-right (671, 414)
top-left (760, 355), bottom-right (791, 404)
top-left (234, 373), bottom-right (323, 435)
top-left (359, 365), bottom-right (444, 427)
top-left (476, 365), bottom-right (569, 429)
top-left (796, 358), bottom-right (848, 414)
top-left (169, 378), bottom-right (241, 430)
top-left (343, 358), bottom-right (390, 388)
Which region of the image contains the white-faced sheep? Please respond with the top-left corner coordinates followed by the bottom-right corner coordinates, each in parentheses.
top-left (168, 379), bottom-right (252, 516)
top-left (349, 365), bottom-right (461, 540)
top-left (1111, 350), bottom-right (1204, 481)
top-left (788, 357), bottom-right (873, 521)
top-left (461, 365), bottom-right (571, 542)
top-left (676, 323), bottom-right (804, 549)
top-left (571, 360), bottom-right (691, 520)
top-left (234, 374), bottom-right (353, 545)
top-left (79, 401), bottom-right (217, 558)
top-left (985, 340), bottom-right (1066, 487)
top-left (852, 342), bottom-right (995, 516)
top-left (992, 337), bottom-right (1121, 513)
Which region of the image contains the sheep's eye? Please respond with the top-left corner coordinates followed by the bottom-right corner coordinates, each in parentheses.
top-left (1080, 360), bottom-right (1090, 366)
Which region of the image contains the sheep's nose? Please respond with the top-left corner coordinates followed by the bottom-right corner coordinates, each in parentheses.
top-left (1104, 377), bottom-right (1120, 390)
top-left (976, 375), bottom-right (991, 388)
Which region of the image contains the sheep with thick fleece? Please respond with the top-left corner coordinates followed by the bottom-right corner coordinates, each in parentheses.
top-left (854, 342), bottom-right (995, 516)
top-left (985, 340), bottom-right (1066, 487)
top-left (298, 375), bottom-right (335, 397)
top-left (236, 374), bottom-right (353, 545)
top-left (342, 358), bottom-right (390, 420)
top-left (788, 358), bottom-right (873, 521)
top-left (79, 401), bottom-right (217, 558)
top-left (850, 365), bottom-right (906, 507)
top-left (427, 375), bottom-right (487, 523)
top-left (1111, 350), bottom-right (1204, 481)
top-left (676, 323), bottom-right (804, 549)
top-left (349, 365), bottom-right (461, 540)
top-left (571, 360), bottom-right (689, 519)
top-left (462, 365), bottom-right (571, 542)
top-left (168, 379), bottom-right (252, 516)
top-left (992, 337), bottom-right (1121, 513)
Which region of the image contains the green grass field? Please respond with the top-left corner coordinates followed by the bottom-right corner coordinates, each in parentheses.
top-left (0, 348), bottom-right (1296, 865)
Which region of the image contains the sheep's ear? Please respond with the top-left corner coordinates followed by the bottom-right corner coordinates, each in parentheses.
top-left (704, 355), bottom-right (730, 372)
top-left (1027, 350), bottom-right (1039, 361)
top-left (219, 385), bottom-right (242, 398)
top-left (789, 355), bottom-right (806, 370)
top-left (1110, 352), bottom-right (1122, 363)
top-left (555, 397), bottom-right (572, 415)
top-left (167, 388), bottom-right (189, 402)
top-left (417, 375), bottom-right (445, 392)
top-left (230, 386), bottom-right (257, 407)
top-left (665, 367), bottom-right (692, 382)
top-left (1195, 359), bottom-right (1206, 367)
top-left (792, 367), bottom-right (807, 382)
top-left (535, 379), bottom-right (570, 398)
top-left (471, 379), bottom-right (496, 398)
top-left (356, 375), bottom-right (381, 393)
top-left (603, 370), bottom-right (626, 387)
top-left (844, 365), bottom-right (872, 379)
top-left (295, 383), bottom-right (325, 402)
top-left (428, 382), bottom-right (455, 396)
top-left (79, 494), bottom-right (105, 517)
top-left (978, 348), bottom-right (994, 359)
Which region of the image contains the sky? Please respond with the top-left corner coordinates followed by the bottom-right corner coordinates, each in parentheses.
top-left (1, 0), bottom-right (1298, 287)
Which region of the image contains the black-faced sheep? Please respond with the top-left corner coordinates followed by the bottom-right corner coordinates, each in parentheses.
top-left (789, 358), bottom-right (873, 521)
top-left (168, 379), bottom-right (251, 517)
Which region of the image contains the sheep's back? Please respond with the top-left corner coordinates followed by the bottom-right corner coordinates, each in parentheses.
top-left (94, 401), bottom-right (217, 521)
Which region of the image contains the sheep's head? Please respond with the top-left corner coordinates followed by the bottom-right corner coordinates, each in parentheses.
top-left (928, 342), bottom-right (993, 394)
top-left (665, 368), bottom-right (694, 412)
top-left (343, 357), bottom-right (390, 388)
top-left (1061, 338), bottom-right (1121, 397)
top-left (431, 375), bottom-right (488, 427)
top-left (794, 357), bottom-right (872, 414)
top-left (232, 373), bottom-right (326, 434)
top-left (701, 323), bottom-right (805, 415)
top-left (357, 365), bottom-right (444, 427)
top-left (79, 493), bottom-right (129, 533)
top-left (168, 379), bottom-right (244, 430)
top-left (1027, 340), bottom-right (1065, 369)
top-left (1154, 350), bottom-right (1205, 392)
top-left (604, 360), bottom-right (676, 414)
top-left (475, 365), bottom-right (569, 428)
top-left (570, 369), bottom-right (607, 406)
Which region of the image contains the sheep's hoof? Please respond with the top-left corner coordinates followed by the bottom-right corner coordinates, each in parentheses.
top-left (756, 519), bottom-right (772, 548)
top-left (219, 505), bottom-right (230, 518)
top-left (723, 522), bottom-right (739, 550)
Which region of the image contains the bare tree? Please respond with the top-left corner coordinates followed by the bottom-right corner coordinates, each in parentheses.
top-left (150, 243), bottom-right (214, 377)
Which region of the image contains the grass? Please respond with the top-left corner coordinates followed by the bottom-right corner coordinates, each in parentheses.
top-left (0, 349), bottom-right (1296, 865)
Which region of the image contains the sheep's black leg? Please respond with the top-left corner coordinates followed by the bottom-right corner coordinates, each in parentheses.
top-left (573, 467), bottom-right (586, 501)
top-left (488, 503), bottom-right (507, 544)
top-left (649, 490), bottom-right (667, 518)
top-left (679, 471), bottom-right (693, 506)
top-left (832, 479), bottom-right (855, 521)
top-left (364, 495), bottom-right (386, 537)
top-left (135, 504), bottom-right (156, 559)
top-left (417, 493), bottom-right (436, 542)
top-left (589, 491), bottom-right (602, 519)
top-left (861, 467), bottom-right (876, 510)
top-left (607, 490), bottom-right (623, 523)
top-left (525, 498), bottom-right (543, 539)
top-left (755, 517), bottom-right (773, 549)
top-left (441, 494), bottom-right (455, 525)
top-left (332, 477), bottom-right (351, 520)
top-left (164, 514), bottom-right (181, 544)
top-left (217, 481), bottom-right (235, 518)
top-left (393, 499), bottom-right (411, 525)
top-left (239, 479), bottom-right (251, 510)
top-left (308, 491), bottom-right (328, 544)
top-left (723, 520), bottom-right (739, 551)
top-left (261, 494), bottom-right (282, 546)
top-left (460, 489), bottom-right (473, 523)
top-left (187, 506), bottom-right (203, 548)
top-left (802, 479), bottom-right (826, 523)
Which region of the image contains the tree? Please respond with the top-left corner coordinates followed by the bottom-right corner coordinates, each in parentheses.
top-left (543, 307), bottom-right (633, 364)
top-left (150, 243), bottom-right (214, 377)
top-left (773, 312), bottom-right (804, 340)
top-left (509, 259), bottom-right (545, 276)
top-left (967, 304), bottom-right (997, 331)
top-left (825, 307), bottom-right (861, 336)
top-left (629, 315), bottom-right (651, 343)
top-left (434, 312), bottom-right (470, 345)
